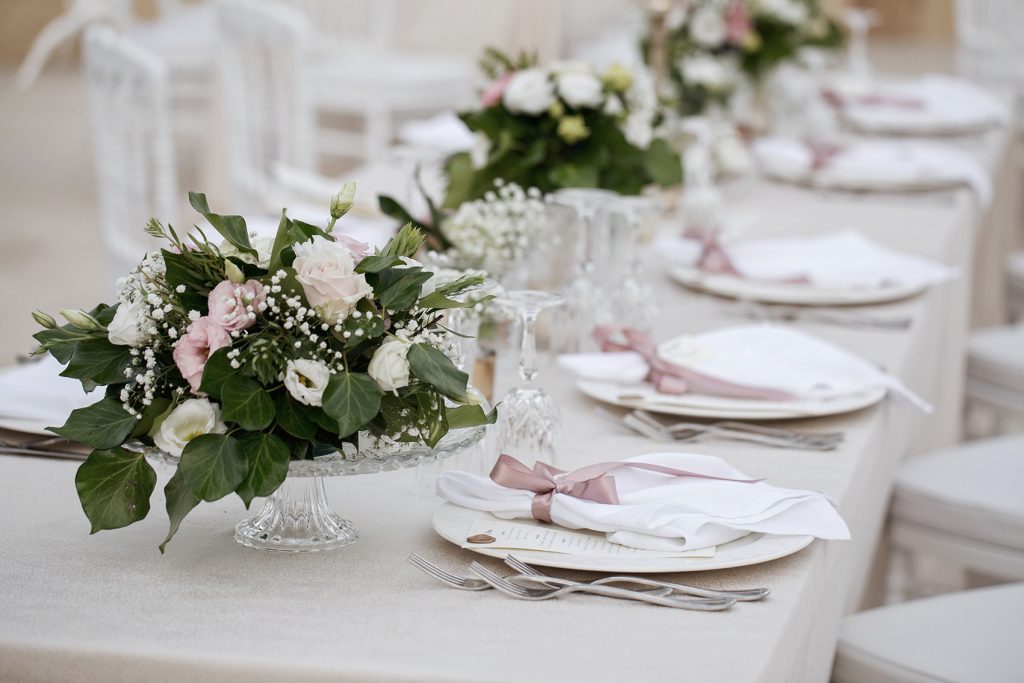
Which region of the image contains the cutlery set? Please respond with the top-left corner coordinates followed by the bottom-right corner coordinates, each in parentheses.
top-left (732, 300), bottom-right (913, 331)
top-left (409, 552), bottom-right (769, 611)
top-left (598, 408), bottom-right (844, 450)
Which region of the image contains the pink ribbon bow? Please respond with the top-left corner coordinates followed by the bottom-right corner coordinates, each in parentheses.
top-left (490, 453), bottom-right (761, 523)
top-left (593, 325), bottom-right (797, 400)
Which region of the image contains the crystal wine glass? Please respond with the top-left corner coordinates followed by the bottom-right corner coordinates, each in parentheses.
top-left (842, 8), bottom-right (879, 86)
top-left (606, 195), bottom-right (662, 332)
top-left (495, 290), bottom-right (565, 466)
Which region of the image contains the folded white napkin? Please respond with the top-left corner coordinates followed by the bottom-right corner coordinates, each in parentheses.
top-left (437, 452), bottom-right (850, 551)
top-left (666, 230), bottom-right (957, 290)
top-left (841, 75), bottom-right (1008, 134)
top-left (559, 323), bottom-right (926, 407)
top-left (399, 112), bottom-right (475, 155)
top-left (754, 136), bottom-right (991, 205)
top-left (0, 357), bottom-right (97, 428)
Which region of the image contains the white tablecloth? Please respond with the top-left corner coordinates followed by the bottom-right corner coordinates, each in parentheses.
top-left (0, 95), bottom-right (1018, 683)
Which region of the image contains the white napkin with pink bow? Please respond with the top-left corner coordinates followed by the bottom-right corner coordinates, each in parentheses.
top-left (399, 112), bottom-right (475, 155)
top-left (558, 324), bottom-right (929, 409)
top-left (753, 136), bottom-right (991, 205)
top-left (437, 452), bottom-right (850, 551)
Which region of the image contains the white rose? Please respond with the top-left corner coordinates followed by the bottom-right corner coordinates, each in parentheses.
top-left (470, 133), bottom-right (491, 169)
top-left (293, 236), bottom-right (373, 323)
top-left (153, 398), bottom-right (228, 458)
top-left (368, 339), bottom-right (411, 392)
top-left (690, 5), bottom-right (727, 48)
top-left (557, 71), bottom-right (605, 109)
top-left (681, 55), bottom-right (739, 91)
top-left (220, 235), bottom-right (275, 269)
top-left (621, 112), bottom-right (654, 149)
top-left (502, 68), bottom-right (556, 115)
top-left (283, 359), bottom-right (331, 407)
top-left (757, 0), bottom-right (808, 26)
top-left (107, 298), bottom-right (147, 347)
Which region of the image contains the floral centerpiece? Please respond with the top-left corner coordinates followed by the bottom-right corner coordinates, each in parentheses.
top-left (651, 0), bottom-right (843, 117)
top-left (32, 186), bottom-right (494, 552)
top-left (443, 49), bottom-right (682, 207)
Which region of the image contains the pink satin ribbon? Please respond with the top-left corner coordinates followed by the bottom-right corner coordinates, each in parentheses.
top-left (489, 453), bottom-right (760, 523)
top-left (593, 325), bottom-right (797, 400)
top-left (805, 141), bottom-right (846, 172)
top-left (684, 228), bottom-right (741, 276)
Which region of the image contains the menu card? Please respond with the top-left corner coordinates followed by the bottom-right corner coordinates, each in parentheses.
top-left (461, 518), bottom-right (715, 559)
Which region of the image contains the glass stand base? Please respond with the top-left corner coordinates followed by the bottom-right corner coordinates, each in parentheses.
top-left (233, 475), bottom-right (358, 552)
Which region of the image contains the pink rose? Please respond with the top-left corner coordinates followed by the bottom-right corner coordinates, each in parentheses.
top-left (173, 316), bottom-right (231, 393)
top-left (293, 236), bottom-right (373, 323)
top-left (207, 279), bottom-right (266, 331)
top-left (333, 234), bottom-right (370, 260)
top-left (725, 1), bottom-right (752, 46)
top-left (480, 72), bottom-right (514, 108)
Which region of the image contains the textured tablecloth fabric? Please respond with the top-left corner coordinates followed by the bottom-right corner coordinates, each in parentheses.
top-left (0, 94), bottom-right (1018, 683)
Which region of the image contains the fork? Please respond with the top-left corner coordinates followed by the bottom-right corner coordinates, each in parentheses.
top-left (470, 562), bottom-right (736, 610)
top-left (735, 301), bottom-right (913, 331)
top-left (409, 553), bottom-right (671, 597)
top-left (504, 555), bottom-right (770, 602)
top-left (627, 410), bottom-right (843, 450)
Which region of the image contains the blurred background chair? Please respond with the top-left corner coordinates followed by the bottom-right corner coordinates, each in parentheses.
top-left (887, 433), bottom-right (1024, 601)
top-left (82, 25), bottom-right (177, 287)
top-left (832, 582), bottom-right (1024, 683)
top-left (1007, 252), bottom-right (1024, 322)
top-left (964, 325), bottom-right (1024, 436)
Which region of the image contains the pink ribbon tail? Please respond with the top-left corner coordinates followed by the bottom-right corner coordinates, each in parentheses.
top-left (593, 325), bottom-right (797, 401)
top-left (489, 453), bottom-right (761, 523)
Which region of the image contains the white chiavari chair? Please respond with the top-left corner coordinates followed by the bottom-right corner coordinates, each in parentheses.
top-left (82, 26), bottom-right (178, 288)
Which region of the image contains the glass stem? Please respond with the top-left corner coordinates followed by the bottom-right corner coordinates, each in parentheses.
top-left (518, 308), bottom-right (539, 385)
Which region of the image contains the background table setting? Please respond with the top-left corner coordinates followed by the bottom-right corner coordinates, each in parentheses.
top-left (2, 1), bottom-right (1024, 682)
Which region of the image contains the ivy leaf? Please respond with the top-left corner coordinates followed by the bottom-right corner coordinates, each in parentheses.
top-left (407, 343), bottom-right (469, 401)
top-left (375, 267), bottom-right (433, 311)
top-left (198, 347), bottom-right (233, 399)
top-left (644, 138), bottom-right (683, 187)
top-left (235, 432), bottom-right (291, 508)
top-left (51, 397), bottom-right (139, 449)
top-left (378, 195), bottom-right (419, 227)
top-left (355, 253), bottom-right (404, 274)
top-left (221, 375), bottom-right (275, 430)
top-left (188, 191), bottom-right (256, 257)
top-left (446, 403), bottom-right (498, 429)
top-left (131, 397), bottom-right (171, 438)
top-left (267, 210), bottom-right (292, 273)
top-left (162, 249), bottom-right (211, 312)
top-left (179, 433), bottom-right (247, 501)
top-left (159, 469), bottom-right (200, 553)
top-left (59, 339), bottom-right (132, 391)
top-left (75, 447), bottom-right (157, 533)
top-left (273, 393), bottom-right (319, 441)
top-left (322, 372), bottom-right (383, 438)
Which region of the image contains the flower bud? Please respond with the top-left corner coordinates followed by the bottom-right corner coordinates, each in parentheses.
top-left (547, 100), bottom-right (565, 119)
top-left (556, 115), bottom-right (590, 144)
top-left (602, 63), bottom-right (633, 93)
top-left (224, 259), bottom-right (245, 284)
top-left (32, 310), bottom-right (57, 329)
top-left (330, 182), bottom-right (357, 221)
top-left (59, 308), bottom-right (101, 330)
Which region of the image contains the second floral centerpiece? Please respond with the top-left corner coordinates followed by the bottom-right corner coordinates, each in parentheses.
top-left (443, 49), bottom-right (682, 206)
top-left (33, 186), bottom-right (494, 552)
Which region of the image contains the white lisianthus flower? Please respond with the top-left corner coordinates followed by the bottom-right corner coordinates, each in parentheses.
top-left (690, 5), bottom-right (728, 47)
top-left (503, 68), bottom-right (556, 115)
top-left (368, 338), bottom-right (411, 392)
top-left (153, 398), bottom-right (228, 457)
top-left (621, 112), bottom-right (654, 149)
top-left (293, 236), bottom-right (373, 323)
top-left (681, 54), bottom-right (739, 92)
top-left (470, 133), bottom-right (491, 169)
top-left (220, 235), bottom-right (275, 269)
top-left (107, 298), bottom-right (148, 347)
top-left (757, 0), bottom-right (808, 26)
top-left (556, 71), bottom-right (605, 109)
top-left (283, 359), bottom-right (331, 407)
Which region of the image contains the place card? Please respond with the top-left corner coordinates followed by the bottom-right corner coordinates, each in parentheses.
top-left (461, 518), bottom-right (715, 559)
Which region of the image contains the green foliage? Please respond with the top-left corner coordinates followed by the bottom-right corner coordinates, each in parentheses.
top-left (235, 432), bottom-right (291, 508)
top-left (58, 339), bottom-right (132, 393)
top-left (188, 192), bottom-right (256, 258)
top-left (75, 447), bottom-right (157, 533)
top-left (374, 266), bottom-right (434, 312)
top-left (446, 403), bottom-right (498, 429)
top-left (179, 433), bottom-right (247, 502)
top-left (51, 397), bottom-right (139, 448)
top-left (321, 371), bottom-right (384, 438)
top-left (220, 375), bottom-right (276, 431)
top-left (407, 343), bottom-right (470, 402)
top-left (159, 469), bottom-right (199, 553)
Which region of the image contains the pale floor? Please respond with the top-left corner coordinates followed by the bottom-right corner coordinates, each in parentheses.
top-left (0, 40), bottom-right (954, 364)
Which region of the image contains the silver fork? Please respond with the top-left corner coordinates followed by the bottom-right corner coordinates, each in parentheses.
top-left (504, 555), bottom-right (769, 602)
top-left (629, 410), bottom-right (843, 450)
top-left (470, 562), bottom-right (736, 610)
top-left (410, 553), bottom-right (672, 596)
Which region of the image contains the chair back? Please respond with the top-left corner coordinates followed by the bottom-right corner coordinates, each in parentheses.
top-left (83, 26), bottom-right (176, 283)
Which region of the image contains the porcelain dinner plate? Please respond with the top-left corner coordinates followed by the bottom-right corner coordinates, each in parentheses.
top-left (432, 502), bottom-right (815, 573)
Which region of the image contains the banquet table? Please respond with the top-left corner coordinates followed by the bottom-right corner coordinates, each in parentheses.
top-left (1, 108), bottom-right (1019, 683)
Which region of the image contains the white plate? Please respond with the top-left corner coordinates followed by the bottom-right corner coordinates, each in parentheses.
top-left (759, 167), bottom-right (964, 194)
top-left (667, 265), bottom-right (927, 306)
top-left (842, 114), bottom-right (997, 137)
top-left (576, 379), bottom-right (886, 420)
top-left (432, 503), bottom-right (814, 573)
